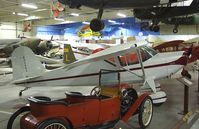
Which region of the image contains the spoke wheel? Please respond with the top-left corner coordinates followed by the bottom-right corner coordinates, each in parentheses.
top-left (37, 119), bottom-right (70, 129)
top-left (138, 96), bottom-right (153, 129)
top-left (44, 123), bottom-right (66, 129)
top-left (90, 86), bottom-right (101, 96)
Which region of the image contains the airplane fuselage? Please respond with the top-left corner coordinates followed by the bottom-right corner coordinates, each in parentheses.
top-left (15, 51), bottom-right (185, 87)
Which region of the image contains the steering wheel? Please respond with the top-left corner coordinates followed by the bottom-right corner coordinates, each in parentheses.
top-left (90, 86), bottom-right (101, 96)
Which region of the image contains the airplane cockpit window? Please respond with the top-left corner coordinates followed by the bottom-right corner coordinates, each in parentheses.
top-left (119, 51), bottom-right (139, 66)
top-left (109, 46), bottom-right (157, 67)
top-left (142, 46), bottom-right (157, 56)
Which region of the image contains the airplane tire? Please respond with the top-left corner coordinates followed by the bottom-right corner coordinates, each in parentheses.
top-left (7, 106), bottom-right (30, 129)
top-left (153, 102), bottom-right (164, 107)
top-left (138, 96), bottom-right (153, 129)
top-left (173, 28), bottom-right (178, 33)
top-left (153, 25), bottom-right (160, 32)
top-left (37, 119), bottom-right (71, 129)
top-left (90, 19), bottom-right (104, 32)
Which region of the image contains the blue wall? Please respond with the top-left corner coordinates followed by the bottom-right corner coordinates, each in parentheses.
top-left (37, 17), bottom-right (159, 37)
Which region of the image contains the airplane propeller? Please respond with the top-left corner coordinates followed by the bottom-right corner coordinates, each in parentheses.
top-left (187, 44), bottom-right (193, 57)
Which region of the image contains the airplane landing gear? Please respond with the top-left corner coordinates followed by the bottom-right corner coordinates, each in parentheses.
top-left (90, 5), bottom-right (105, 32)
top-left (19, 87), bottom-right (30, 96)
top-left (173, 24), bottom-right (179, 33)
top-left (140, 83), bottom-right (167, 106)
top-left (90, 19), bottom-right (104, 32)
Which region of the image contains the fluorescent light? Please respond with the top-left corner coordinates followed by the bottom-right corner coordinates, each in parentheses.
top-left (54, 18), bottom-right (65, 21)
top-left (61, 21), bottom-right (74, 24)
top-left (12, 12), bottom-right (16, 15)
top-left (171, 0), bottom-right (193, 7)
top-left (108, 20), bottom-right (116, 23)
top-left (25, 16), bottom-right (40, 20)
top-left (70, 13), bottom-right (79, 17)
top-left (22, 3), bottom-right (38, 9)
top-left (82, 21), bottom-right (90, 25)
top-left (117, 13), bottom-right (126, 18)
top-left (17, 13), bottom-right (28, 16)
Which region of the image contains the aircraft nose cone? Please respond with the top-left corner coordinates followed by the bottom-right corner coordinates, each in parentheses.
top-left (47, 41), bottom-right (53, 49)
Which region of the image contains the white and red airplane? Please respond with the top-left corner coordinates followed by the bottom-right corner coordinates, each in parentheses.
top-left (11, 41), bottom-right (188, 104)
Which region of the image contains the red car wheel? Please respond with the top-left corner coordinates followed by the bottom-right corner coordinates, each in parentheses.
top-left (138, 96), bottom-right (153, 129)
top-left (37, 119), bottom-right (71, 129)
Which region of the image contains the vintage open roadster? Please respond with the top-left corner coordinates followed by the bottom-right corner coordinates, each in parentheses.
top-left (7, 71), bottom-right (153, 129)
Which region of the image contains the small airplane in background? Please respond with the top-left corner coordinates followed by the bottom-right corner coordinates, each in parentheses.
top-left (153, 37), bottom-right (199, 75)
top-left (0, 38), bottom-right (54, 58)
top-left (52, 40), bottom-right (110, 60)
top-left (58, 0), bottom-right (187, 32)
top-left (11, 40), bottom-right (188, 105)
top-left (0, 37), bottom-right (61, 67)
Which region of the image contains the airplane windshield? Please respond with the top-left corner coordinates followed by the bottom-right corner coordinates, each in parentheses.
top-left (142, 46), bottom-right (157, 57)
top-left (107, 46), bottom-right (157, 67)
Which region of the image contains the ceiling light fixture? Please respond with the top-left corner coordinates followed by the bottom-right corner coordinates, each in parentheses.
top-left (70, 13), bottom-right (79, 17)
top-left (108, 20), bottom-right (116, 23)
top-left (61, 21), bottom-right (74, 24)
top-left (54, 18), bottom-right (65, 21)
top-left (17, 13), bottom-right (29, 16)
top-left (82, 21), bottom-right (90, 25)
top-left (25, 16), bottom-right (40, 20)
top-left (117, 13), bottom-right (126, 18)
top-left (22, 3), bottom-right (38, 9)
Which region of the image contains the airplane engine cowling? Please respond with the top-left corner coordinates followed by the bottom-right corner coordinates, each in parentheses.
top-left (37, 41), bottom-right (53, 55)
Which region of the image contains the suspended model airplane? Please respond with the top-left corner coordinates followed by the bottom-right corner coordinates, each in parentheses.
top-left (58, 0), bottom-right (188, 32)
top-left (11, 41), bottom-right (188, 105)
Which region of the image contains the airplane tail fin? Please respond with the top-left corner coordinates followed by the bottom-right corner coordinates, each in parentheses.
top-left (11, 46), bottom-right (45, 80)
top-left (63, 44), bottom-right (76, 64)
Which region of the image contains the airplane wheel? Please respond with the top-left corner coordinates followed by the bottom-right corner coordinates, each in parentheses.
top-left (153, 25), bottom-right (160, 32)
top-left (173, 28), bottom-right (178, 33)
top-left (37, 119), bottom-right (71, 129)
top-left (90, 19), bottom-right (104, 32)
top-left (138, 96), bottom-right (153, 129)
top-left (153, 102), bottom-right (164, 107)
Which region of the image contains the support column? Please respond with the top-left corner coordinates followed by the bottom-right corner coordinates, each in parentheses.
top-left (198, 70), bottom-right (199, 92)
top-left (15, 22), bottom-right (18, 38)
top-left (184, 85), bottom-right (189, 115)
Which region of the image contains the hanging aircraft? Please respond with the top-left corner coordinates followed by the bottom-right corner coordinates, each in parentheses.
top-left (11, 41), bottom-right (188, 105)
top-left (134, 0), bottom-right (199, 32)
top-left (58, 0), bottom-right (187, 32)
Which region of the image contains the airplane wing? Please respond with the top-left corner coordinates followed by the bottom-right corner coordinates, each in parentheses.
top-left (0, 39), bottom-right (21, 49)
top-left (184, 37), bottom-right (199, 44)
top-left (63, 41), bottom-right (148, 69)
top-left (35, 55), bottom-right (62, 64)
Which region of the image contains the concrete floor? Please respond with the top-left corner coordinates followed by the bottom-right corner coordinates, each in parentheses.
top-left (0, 71), bottom-right (199, 129)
